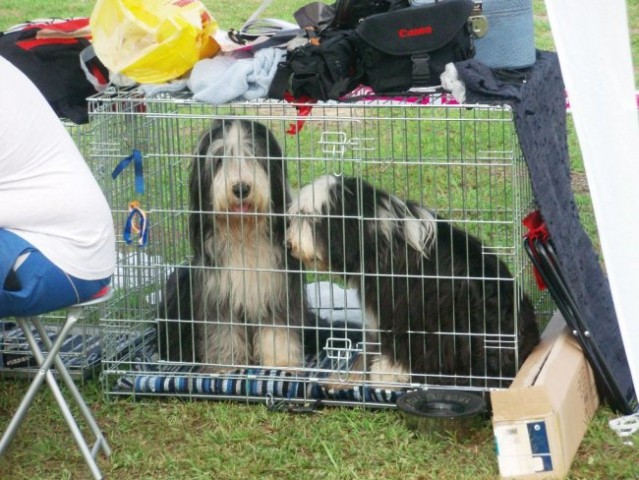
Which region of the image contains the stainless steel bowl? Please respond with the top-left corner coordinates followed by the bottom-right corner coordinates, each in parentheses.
top-left (396, 389), bottom-right (488, 438)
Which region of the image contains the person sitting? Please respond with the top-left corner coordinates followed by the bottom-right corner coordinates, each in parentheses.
top-left (0, 55), bottom-right (115, 317)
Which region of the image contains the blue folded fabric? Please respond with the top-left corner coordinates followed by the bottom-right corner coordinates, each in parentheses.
top-left (188, 47), bottom-right (285, 105)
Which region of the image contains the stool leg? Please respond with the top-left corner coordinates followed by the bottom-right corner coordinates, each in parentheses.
top-left (0, 316), bottom-right (78, 455)
top-left (32, 311), bottom-right (112, 457)
top-left (27, 314), bottom-right (106, 480)
top-left (0, 316), bottom-right (105, 480)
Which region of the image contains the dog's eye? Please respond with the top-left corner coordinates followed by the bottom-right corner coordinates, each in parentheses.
top-left (203, 157), bottom-right (222, 173)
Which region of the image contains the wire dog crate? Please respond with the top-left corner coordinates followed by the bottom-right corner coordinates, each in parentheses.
top-left (88, 89), bottom-right (550, 407)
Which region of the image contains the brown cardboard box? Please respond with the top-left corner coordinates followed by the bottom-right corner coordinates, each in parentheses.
top-left (492, 312), bottom-right (600, 479)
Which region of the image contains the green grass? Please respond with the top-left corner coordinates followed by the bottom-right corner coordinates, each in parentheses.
top-left (1, 378), bottom-right (637, 480)
top-left (2, 1), bottom-right (638, 479)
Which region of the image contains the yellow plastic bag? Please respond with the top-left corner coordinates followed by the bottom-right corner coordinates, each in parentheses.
top-left (90, 0), bottom-right (219, 84)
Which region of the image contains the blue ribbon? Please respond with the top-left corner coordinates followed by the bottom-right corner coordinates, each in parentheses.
top-left (112, 149), bottom-right (145, 194)
top-left (123, 205), bottom-right (149, 247)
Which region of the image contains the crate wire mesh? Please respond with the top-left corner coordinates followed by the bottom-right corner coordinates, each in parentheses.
top-left (0, 308), bottom-right (104, 381)
top-left (0, 121), bottom-right (105, 382)
top-left (88, 89), bottom-right (551, 407)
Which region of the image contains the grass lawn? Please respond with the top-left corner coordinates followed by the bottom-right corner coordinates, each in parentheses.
top-left (1, 1), bottom-right (638, 479)
top-left (1, 378), bottom-right (637, 480)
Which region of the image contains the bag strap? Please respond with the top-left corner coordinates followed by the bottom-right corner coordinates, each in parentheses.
top-left (79, 45), bottom-right (109, 93)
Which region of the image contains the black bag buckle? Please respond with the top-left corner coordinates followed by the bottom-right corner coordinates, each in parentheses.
top-left (411, 54), bottom-right (431, 85)
top-left (228, 28), bottom-right (248, 45)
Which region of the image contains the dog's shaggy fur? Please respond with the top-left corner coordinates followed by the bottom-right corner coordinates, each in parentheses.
top-left (158, 119), bottom-right (317, 370)
top-left (287, 175), bottom-right (540, 388)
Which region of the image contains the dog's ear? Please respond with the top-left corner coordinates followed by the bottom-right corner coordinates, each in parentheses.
top-left (372, 194), bottom-right (436, 257)
top-left (189, 122), bottom-right (225, 259)
top-left (252, 121), bottom-right (289, 212)
top-left (402, 203), bottom-right (437, 256)
top-left (262, 122), bottom-right (284, 160)
top-left (196, 120), bottom-right (224, 156)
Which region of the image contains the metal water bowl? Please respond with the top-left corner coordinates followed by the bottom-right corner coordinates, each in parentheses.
top-left (396, 389), bottom-right (488, 438)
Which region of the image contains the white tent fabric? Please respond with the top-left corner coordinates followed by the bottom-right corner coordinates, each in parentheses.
top-left (545, 0), bottom-right (639, 399)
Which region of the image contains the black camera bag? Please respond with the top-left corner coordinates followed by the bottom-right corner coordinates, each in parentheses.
top-left (356, 0), bottom-right (475, 93)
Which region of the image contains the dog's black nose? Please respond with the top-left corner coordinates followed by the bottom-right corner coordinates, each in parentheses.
top-left (232, 182), bottom-right (251, 199)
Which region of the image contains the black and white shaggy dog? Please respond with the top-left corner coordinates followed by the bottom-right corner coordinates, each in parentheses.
top-left (158, 119), bottom-right (318, 371)
top-left (287, 175), bottom-right (540, 388)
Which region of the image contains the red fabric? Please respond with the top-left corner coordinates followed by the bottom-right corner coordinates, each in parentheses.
top-left (91, 285), bottom-right (111, 299)
top-left (522, 210), bottom-right (549, 290)
top-left (16, 37), bottom-right (79, 50)
top-left (283, 92), bottom-right (317, 134)
top-left (25, 18), bottom-right (90, 33)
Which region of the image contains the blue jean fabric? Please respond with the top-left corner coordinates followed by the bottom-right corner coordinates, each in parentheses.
top-left (0, 229), bottom-right (111, 317)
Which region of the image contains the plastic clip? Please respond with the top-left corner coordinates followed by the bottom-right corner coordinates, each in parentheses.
top-left (123, 200), bottom-right (149, 247)
top-left (265, 394), bottom-right (321, 414)
top-left (609, 413), bottom-right (639, 440)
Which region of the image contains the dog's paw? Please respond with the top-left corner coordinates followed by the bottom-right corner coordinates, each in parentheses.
top-left (321, 370), bottom-right (367, 393)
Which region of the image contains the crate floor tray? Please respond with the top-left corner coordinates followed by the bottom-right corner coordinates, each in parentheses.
top-left (110, 332), bottom-right (402, 406)
top-left (0, 321), bottom-right (102, 379)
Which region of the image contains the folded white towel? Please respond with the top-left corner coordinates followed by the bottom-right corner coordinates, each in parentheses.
top-left (306, 281), bottom-right (363, 325)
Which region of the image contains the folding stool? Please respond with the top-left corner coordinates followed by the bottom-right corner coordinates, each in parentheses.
top-left (0, 288), bottom-right (113, 480)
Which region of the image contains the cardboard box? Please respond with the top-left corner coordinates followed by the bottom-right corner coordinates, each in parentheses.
top-left (492, 312), bottom-right (600, 479)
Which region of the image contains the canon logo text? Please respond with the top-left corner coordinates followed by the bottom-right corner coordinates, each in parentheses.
top-left (398, 25), bottom-right (433, 38)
